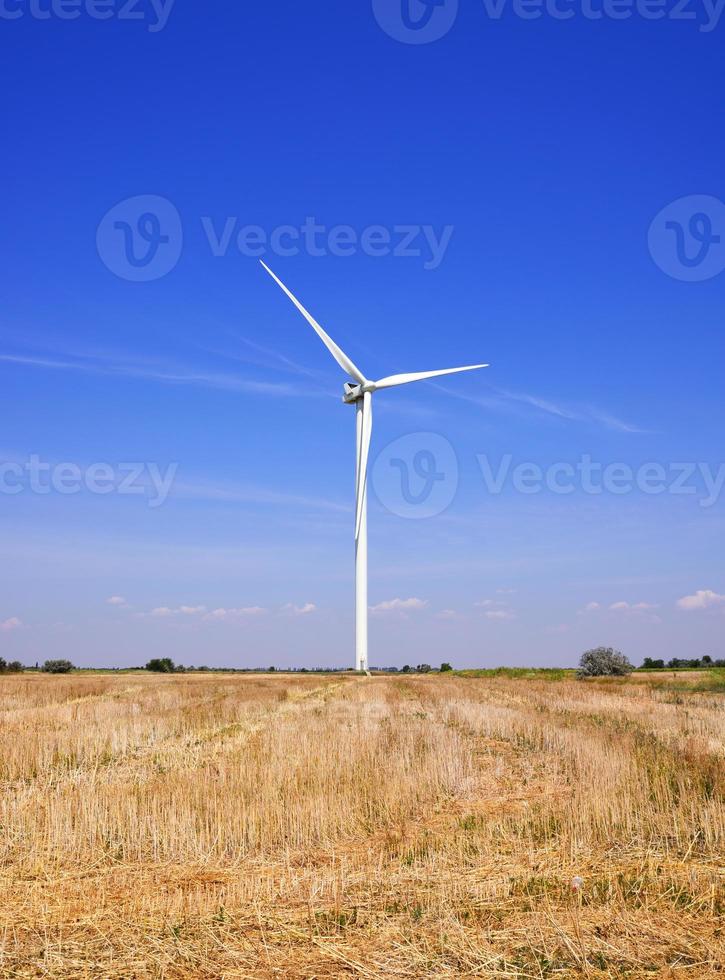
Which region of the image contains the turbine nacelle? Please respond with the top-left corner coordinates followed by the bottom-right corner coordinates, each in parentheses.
top-left (342, 382), bottom-right (363, 404)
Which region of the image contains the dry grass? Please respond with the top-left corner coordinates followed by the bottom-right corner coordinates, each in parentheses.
top-left (0, 671), bottom-right (722, 978)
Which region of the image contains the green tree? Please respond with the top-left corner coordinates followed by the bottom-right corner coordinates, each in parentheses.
top-left (145, 658), bottom-right (175, 673)
top-left (577, 647), bottom-right (633, 678)
top-left (440, 662), bottom-right (453, 672)
top-left (42, 659), bottom-right (74, 674)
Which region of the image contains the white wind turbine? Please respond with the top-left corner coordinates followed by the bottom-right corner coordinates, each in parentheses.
top-left (261, 261), bottom-right (488, 672)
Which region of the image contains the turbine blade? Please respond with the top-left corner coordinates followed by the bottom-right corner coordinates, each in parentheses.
top-left (371, 364), bottom-right (489, 391)
top-left (355, 392), bottom-right (372, 541)
top-left (260, 261), bottom-right (367, 383)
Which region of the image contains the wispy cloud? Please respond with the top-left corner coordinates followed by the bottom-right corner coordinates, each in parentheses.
top-left (205, 334), bottom-right (329, 384)
top-left (170, 478), bottom-right (349, 513)
top-left (545, 623), bottom-right (569, 634)
top-left (436, 608), bottom-right (458, 620)
top-left (433, 382), bottom-right (647, 434)
top-left (586, 410), bottom-right (647, 434)
top-left (106, 595), bottom-right (128, 607)
top-left (498, 388), bottom-right (578, 420)
top-left (0, 350), bottom-right (326, 399)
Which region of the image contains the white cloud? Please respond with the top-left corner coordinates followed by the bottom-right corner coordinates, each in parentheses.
top-left (283, 603), bottom-right (317, 616)
top-left (578, 601), bottom-right (601, 614)
top-left (148, 605), bottom-right (207, 618)
top-left (608, 601), bottom-right (661, 624)
top-left (204, 606), bottom-right (267, 621)
top-left (676, 590), bottom-right (725, 612)
top-left (106, 595), bottom-right (128, 607)
top-left (476, 598), bottom-right (515, 620)
top-left (436, 609), bottom-right (458, 620)
top-left (146, 603), bottom-right (272, 622)
top-left (609, 601), bottom-right (658, 612)
top-left (370, 598), bottom-right (428, 615)
top-left (496, 588), bottom-right (517, 595)
top-left (0, 617), bottom-right (22, 632)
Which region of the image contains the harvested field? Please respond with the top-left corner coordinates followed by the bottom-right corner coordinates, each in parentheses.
top-left (0, 671), bottom-right (722, 977)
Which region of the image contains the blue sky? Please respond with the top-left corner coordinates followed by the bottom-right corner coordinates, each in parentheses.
top-left (1, 2), bottom-right (724, 668)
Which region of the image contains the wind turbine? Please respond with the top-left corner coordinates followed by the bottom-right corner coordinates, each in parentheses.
top-left (260, 261), bottom-right (488, 672)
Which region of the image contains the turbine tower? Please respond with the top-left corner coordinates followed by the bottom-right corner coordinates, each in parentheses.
top-left (260, 262), bottom-right (488, 672)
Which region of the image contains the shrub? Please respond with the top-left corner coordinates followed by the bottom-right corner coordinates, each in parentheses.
top-left (41, 659), bottom-right (74, 674)
top-left (145, 658), bottom-right (175, 673)
top-left (440, 662), bottom-right (453, 672)
top-left (577, 647), bottom-right (633, 678)
top-left (0, 659), bottom-right (23, 673)
top-left (416, 664), bottom-right (432, 674)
